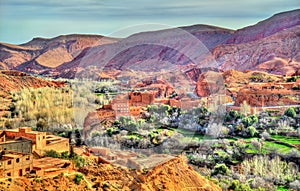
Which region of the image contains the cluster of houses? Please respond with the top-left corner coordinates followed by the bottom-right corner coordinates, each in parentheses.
top-left (234, 80), bottom-right (300, 107)
top-left (85, 91), bottom-right (206, 123)
top-left (0, 127), bottom-right (70, 178)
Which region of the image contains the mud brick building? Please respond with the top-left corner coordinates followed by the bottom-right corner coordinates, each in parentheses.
top-left (3, 127), bottom-right (69, 154)
top-left (0, 151), bottom-right (33, 178)
top-left (33, 157), bottom-right (72, 177)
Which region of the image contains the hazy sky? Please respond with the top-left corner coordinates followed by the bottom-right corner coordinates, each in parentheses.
top-left (0, 0), bottom-right (299, 44)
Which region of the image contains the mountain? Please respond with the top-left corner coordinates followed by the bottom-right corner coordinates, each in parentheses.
top-left (0, 34), bottom-right (119, 71)
top-left (205, 25), bottom-right (300, 75)
top-left (55, 9), bottom-right (299, 77)
top-left (225, 9), bottom-right (300, 44)
top-left (55, 25), bottom-right (234, 77)
top-left (0, 9), bottom-right (299, 77)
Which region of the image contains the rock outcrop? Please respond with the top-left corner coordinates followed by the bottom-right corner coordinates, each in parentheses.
top-left (195, 71), bottom-right (225, 97)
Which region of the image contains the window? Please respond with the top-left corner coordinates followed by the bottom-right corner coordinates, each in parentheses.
top-left (7, 160), bottom-right (11, 165)
top-left (16, 158), bottom-right (20, 163)
top-left (7, 172), bottom-right (11, 177)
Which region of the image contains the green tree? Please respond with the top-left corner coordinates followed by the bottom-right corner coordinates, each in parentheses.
top-left (73, 173), bottom-right (83, 185)
top-left (248, 126), bottom-right (258, 137)
top-left (211, 163), bottom-right (230, 176)
top-left (73, 155), bottom-right (87, 168)
top-left (284, 107), bottom-right (296, 118)
top-left (44, 150), bottom-right (60, 158)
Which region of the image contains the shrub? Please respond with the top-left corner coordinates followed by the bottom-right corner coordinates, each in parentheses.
top-left (74, 173), bottom-right (83, 185)
top-left (248, 126), bottom-right (258, 137)
top-left (260, 131), bottom-right (270, 140)
top-left (289, 180), bottom-right (300, 191)
top-left (44, 150), bottom-right (60, 158)
top-left (228, 180), bottom-right (252, 191)
top-left (284, 107), bottom-right (296, 118)
top-left (73, 155), bottom-right (87, 168)
top-left (211, 163), bottom-right (230, 176)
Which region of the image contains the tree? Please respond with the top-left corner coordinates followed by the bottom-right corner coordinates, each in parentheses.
top-left (211, 163), bottom-right (230, 176)
top-left (36, 118), bottom-right (48, 131)
top-left (240, 100), bottom-right (251, 116)
top-left (248, 126), bottom-right (258, 137)
top-left (284, 107), bottom-right (296, 118)
top-left (242, 114), bottom-right (258, 128)
top-left (44, 150), bottom-right (60, 158)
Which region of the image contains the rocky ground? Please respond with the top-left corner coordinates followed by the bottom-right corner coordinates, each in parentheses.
top-left (0, 156), bottom-right (221, 191)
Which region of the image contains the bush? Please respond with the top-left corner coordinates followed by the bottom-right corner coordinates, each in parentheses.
top-left (228, 180), bottom-right (252, 191)
top-left (44, 150), bottom-right (60, 158)
top-left (74, 173), bottom-right (83, 185)
top-left (211, 163), bottom-right (230, 176)
top-left (248, 126), bottom-right (258, 137)
top-left (73, 155), bottom-right (87, 168)
top-left (284, 107), bottom-right (296, 118)
top-left (289, 180), bottom-right (300, 191)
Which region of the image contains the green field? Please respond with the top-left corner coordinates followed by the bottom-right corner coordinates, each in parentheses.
top-left (173, 128), bottom-right (214, 141)
top-left (277, 186), bottom-right (289, 191)
top-left (271, 135), bottom-right (300, 145)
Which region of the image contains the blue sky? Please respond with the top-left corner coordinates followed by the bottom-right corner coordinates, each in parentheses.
top-left (0, 0), bottom-right (299, 44)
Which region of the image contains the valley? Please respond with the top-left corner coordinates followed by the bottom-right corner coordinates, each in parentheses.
top-left (0, 8), bottom-right (299, 191)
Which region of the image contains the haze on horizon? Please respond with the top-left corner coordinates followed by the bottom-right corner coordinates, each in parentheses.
top-left (0, 0), bottom-right (299, 44)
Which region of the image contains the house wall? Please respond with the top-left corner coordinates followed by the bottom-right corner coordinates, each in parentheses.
top-left (0, 140), bottom-right (32, 154)
top-left (44, 139), bottom-right (70, 153)
top-left (4, 128), bottom-right (46, 149)
top-left (0, 154), bottom-right (33, 177)
top-left (130, 107), bottom-right (141, 116)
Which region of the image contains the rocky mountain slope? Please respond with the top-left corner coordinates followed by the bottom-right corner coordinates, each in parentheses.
top-left (0, 34), bottom-right (118, 71)
top-left (0, 70), bottom-right (63, 117)
top-left (0, 9), bottom-right (299, 77)
top-left (0, 70), bottom-right (61, 97)
top-left (54, 24), bottom-right (233, 76)
top-left (55, 9), bottom-right (299, 78)
top-left (204, 25), bottom-right (300, 75)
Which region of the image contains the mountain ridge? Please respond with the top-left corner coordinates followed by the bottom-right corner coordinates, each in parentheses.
top-left (0, 9), bottom-right (299, 76)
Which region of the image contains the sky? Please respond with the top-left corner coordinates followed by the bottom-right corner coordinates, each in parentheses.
top-left (0, 0), bottom-right (299, 44)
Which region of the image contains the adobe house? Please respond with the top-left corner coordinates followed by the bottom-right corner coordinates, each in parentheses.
top-left (129, 92), bottom-right (155, 106)
top-left (0, 150), bottom-right (33, 178)
top-left (111, 96), bottom-right (131, 118)
top-left (0, 138), bottom-right (32, 154)
top-left (33, 157), bottom-right (72, 177)
top-left (3, 127), bottom-right (69, 154)
top-left (89, 147), bottom-right (109, 156)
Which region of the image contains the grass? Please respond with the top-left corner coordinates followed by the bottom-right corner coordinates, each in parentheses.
top-left (276, 186), bottom-right (289, 191)
top-left (173, 128), bottom-right (214, 141)
top-left (237, 137), bottom-right (297, 154)
top-left (263, 141), bottom-right (294, 154)
top-left (271, 135), bottom-right (300, 145)
top-left (126, 134), bottom-right (142, 139)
